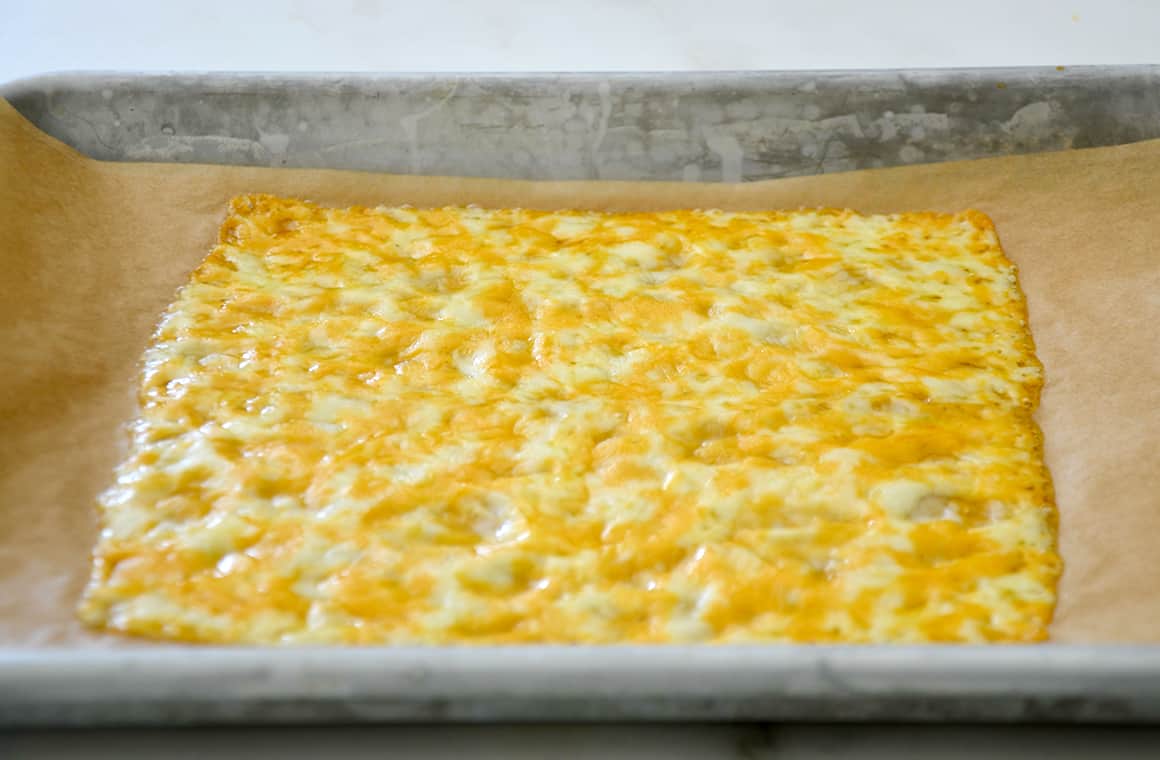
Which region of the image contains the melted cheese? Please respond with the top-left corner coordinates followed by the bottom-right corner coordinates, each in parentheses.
top-left (79, 194), bottom-right (1060, 644)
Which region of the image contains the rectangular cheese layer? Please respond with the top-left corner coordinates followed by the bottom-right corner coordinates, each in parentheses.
top-left (80, 194), bottom-right (1060, 644)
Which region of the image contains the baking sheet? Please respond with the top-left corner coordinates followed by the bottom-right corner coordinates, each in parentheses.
top-left (1, 95), bottom-right (1159, 649)
top-left (9, 69), bottom-right (1160, 179)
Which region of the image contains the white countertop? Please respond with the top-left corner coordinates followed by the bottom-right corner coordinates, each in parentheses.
top-left (2, 1), bottom-right (1158, 756)
top-left (1, 0), bottom-right (1158, 81)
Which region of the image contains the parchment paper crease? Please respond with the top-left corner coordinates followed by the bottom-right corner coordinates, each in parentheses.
top-left (1, 98), bottom-right (1157, 646)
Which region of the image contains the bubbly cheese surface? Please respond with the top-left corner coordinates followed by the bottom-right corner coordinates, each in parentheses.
top-left (80, 194), bottom-right (1060, 644)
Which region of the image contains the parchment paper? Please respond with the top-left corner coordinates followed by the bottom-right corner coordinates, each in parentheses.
top-left (2, 97), bottom-right (1157, 646)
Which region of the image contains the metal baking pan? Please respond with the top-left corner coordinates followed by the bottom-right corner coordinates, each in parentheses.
top-left (3, 67), bottom-right (1160, 727)
top-left (7, 67), bottom-right (1160, 180)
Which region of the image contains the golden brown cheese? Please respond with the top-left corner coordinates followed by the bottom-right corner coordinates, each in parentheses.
top-left (79, 194), bottom-right (1061, 644)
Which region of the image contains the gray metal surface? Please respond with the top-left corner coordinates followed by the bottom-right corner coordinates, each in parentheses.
top-left (4, 646), bottom-right (1160, 726)
top-left (3, 68), bottom-right (1160, 727)
top-left (4, 67), bottom-right (1160, 181)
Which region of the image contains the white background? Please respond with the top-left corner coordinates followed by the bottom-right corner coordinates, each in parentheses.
top-left (2, 0), bottom-right (1159, 757)
top-left (1, 0), bottom-right (1158, 82)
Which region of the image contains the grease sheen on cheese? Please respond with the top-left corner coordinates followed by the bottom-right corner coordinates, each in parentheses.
top-left (79, 194), bottom-right (1061, 644)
